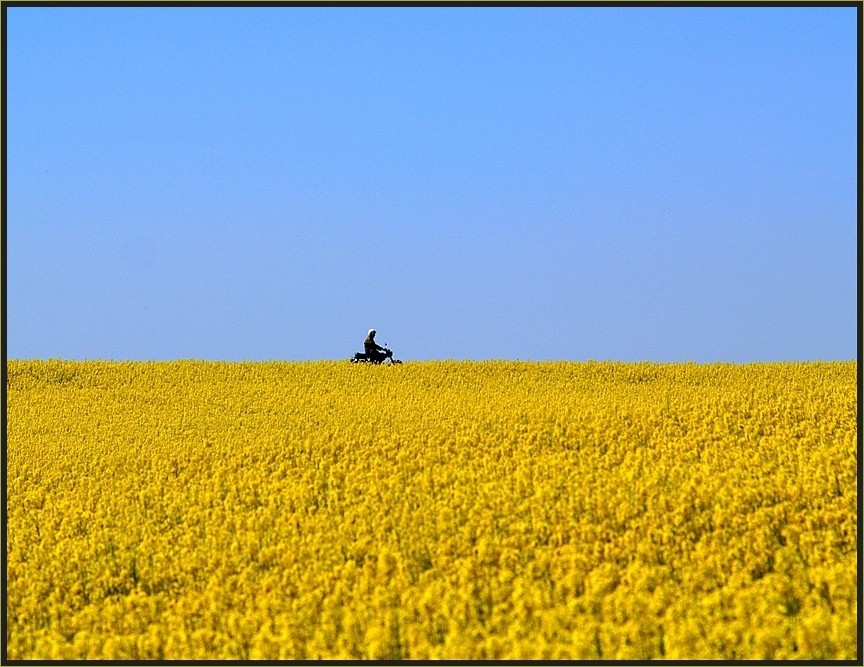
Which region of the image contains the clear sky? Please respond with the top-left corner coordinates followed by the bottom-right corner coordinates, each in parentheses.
top-left (5, 5), bottom-right (859, 362)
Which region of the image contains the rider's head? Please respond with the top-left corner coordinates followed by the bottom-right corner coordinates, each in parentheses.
top-left (368, 329), bottom-right (376, 338)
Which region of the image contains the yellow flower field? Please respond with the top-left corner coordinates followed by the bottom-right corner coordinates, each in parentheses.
top-left (5, 359), bottom-right (858, 660)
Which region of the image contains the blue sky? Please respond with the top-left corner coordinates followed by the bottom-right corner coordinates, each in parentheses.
top-left (5, 5), bottom-right (859, 362)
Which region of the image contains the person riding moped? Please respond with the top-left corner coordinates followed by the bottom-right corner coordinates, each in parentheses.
top-left (352, 329), bottom-right (401, 364)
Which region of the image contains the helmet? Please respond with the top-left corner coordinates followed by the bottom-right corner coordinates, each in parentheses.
top-left (368, 329), bottom-right (376, 336)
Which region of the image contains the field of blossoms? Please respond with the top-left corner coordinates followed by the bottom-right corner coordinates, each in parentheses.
top-left (5, 359), bottom-right (858, 660)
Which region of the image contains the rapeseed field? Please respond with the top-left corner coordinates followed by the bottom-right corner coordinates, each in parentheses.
top-left (5, 359), bottom-right (858, 660)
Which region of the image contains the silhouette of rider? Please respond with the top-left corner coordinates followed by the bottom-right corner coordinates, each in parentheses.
top-left (364, 329), bottom-right (389, 363)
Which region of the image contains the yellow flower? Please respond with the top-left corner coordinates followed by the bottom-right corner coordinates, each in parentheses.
top-left (6, 360), bottom-right (856, 660)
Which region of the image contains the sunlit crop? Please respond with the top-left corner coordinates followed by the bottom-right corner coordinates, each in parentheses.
top-left (5, 359), bottom-right (857, 660)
